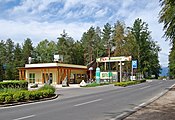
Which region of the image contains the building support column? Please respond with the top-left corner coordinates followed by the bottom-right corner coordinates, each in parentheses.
top-left (57, 68), bottom-right (60, 84)
top-left (19, 70), bottom-right (21, 80)
top-left (67, 69), bottom-right (70, 86)
top-left (60, 68), bottom-right (62, 83)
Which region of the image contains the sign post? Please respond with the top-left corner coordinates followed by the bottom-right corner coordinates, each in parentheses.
top-left (131, 60), bottom-right (137, 80)
top-left (96, 56), bottom-right (132, 82)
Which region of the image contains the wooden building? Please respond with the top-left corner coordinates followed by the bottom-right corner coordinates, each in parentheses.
top-left (18, 63), bottom-right (87, 84)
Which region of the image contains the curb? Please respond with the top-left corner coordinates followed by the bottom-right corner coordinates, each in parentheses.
top-left (112, 83), bottom-right (175, 120)
top-left (0, 94), bottom-right (58, 108)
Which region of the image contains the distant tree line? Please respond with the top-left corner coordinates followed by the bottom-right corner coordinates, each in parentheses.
top-left (0, 18), bottom-right (161, 80)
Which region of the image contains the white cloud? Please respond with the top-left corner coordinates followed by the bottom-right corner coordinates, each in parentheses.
top-left (121, 0), bottom-right (135, 8)
top-left (0, 19), bottom-right (92, 45)
top-left (95, 8), bottom-right (108, 18)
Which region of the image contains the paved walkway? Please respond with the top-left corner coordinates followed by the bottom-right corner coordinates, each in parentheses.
top-left (124, 86), bottom-right (175, 120)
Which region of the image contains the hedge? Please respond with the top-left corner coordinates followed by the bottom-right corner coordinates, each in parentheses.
top-left (0, 84), bottom-right (56, 104)
top-left (82, 82), bottom-right (110, 87)
top-left (114, 79), bottom-right (146, 87)
top-left (0, 80), bottom-right (28, 90)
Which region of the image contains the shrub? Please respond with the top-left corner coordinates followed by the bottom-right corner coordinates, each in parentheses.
top-left (33, 91), bottom-right (42, 99)
top-left (0, 93), bottom-right (7, 103)
top-left (24, 91), bottom-right (30, 100)
top-left (100, 82), bottom-right (110, 85)
top-left (13, 91), bottom-right (25, 102)
top-left (0, 84), bottom-right (56, 104)
top-left (28, 91), bottom-right (37, 100)
top-left (114, 79), bottom-right (147, 87)
top-left (5, 95), bottom-right (13, 103)
top-left (0, 80), bottom-right (28, 90)
top-left (82, 82), bottom-right (110, 87)
top-left (42, 90), bottom-right (50, 98)
top-left (39, 84), bottom-right (56, 93)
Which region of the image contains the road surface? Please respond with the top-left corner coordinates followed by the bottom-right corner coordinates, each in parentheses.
top-left (0, 80), bottom-right (174, 120)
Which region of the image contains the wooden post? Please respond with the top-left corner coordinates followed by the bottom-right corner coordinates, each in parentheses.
top-left (19, 70), bottom-right (21, 80)
top-left (57, 68), bottom-right (60, 84)
top-left (67, 69), bottom-right (70, 86)
top-left (60, 68), bottom-right (62, 83)
top-left (44, 69), bottom-right (46, 84)
top-left (22, 70), bottom-right (24, 80)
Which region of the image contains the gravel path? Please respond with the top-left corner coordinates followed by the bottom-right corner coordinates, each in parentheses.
top-left (124, 87), bottom-right (175, 120)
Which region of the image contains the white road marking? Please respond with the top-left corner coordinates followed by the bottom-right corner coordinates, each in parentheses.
top-left (139, 86), bottom-right (150, 90)
top-left (13, 115), bottom-right (35, 120)
top-left (74, 99), bottom-right (102, 107)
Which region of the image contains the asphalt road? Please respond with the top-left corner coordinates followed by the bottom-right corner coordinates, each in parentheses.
top-left (0, 80), bottom-right (175, 120)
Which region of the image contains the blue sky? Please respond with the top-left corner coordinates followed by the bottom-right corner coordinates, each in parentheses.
top-left (0, 0), bottom-right (170, 67)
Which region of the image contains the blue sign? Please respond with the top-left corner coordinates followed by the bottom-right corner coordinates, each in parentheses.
top-left (132, 60), bottom-right (137, 69)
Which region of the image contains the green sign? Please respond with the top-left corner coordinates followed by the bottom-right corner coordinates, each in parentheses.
top-left (101, 72), bottom-right (113, 79)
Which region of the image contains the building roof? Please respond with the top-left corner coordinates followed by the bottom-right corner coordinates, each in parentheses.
top-left (24, 63), bottom-right (87, 69)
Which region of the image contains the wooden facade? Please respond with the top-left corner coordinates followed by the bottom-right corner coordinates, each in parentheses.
top-left (18, 63), bottom-right (87, 84)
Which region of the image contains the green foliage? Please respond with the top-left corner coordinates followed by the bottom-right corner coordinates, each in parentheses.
top-left (114, 80), bottom-right (146, 87)
top-left (57, 30), bottom-right (76, 64)
top-left (0, 84), bottom-right (55, 104)
top-left (113, 21), bottom-right (126, 56)
top-left (34, 40), bottom-right (57, 63)
top-left (82, 82), bottom-right (110, 87)
top-left (159, 0), bottom-right (175, 78)
top-left (0, 80), bottom-right (28, 90)
top-left (39, 84), bottom-right (56, 94)
top-left (22, 38), bottom-right (34, 64)
top-left (0, 95), bottom-right (5, 103)
top-left (13, 91), bottom-right (25, 102)
top-left (130, 18), bottom-right (161, 78)
top-left (169, 43), bottom-right (175, 78)
top-left (5, 95), bottom-right (13, 103)
top-left (159, 0), bottom-right (175, 42)
top-left (0, 93), bottom-right (8, 103)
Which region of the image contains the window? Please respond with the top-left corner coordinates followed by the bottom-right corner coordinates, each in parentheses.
top-left (29, 73), bottom-right (35, 83)
top-left (49, 73), bottom-right (53, 84)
